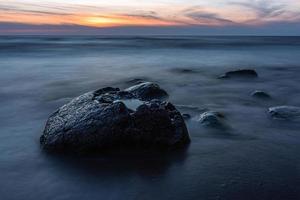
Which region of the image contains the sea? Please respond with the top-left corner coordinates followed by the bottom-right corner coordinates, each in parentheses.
top-left (0, 36), bottom-right (300, 200)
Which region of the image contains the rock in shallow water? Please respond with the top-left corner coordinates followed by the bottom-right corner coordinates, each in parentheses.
top-left (40, 83), bottom-right (189, 153)
top-left (219, 69), bottom-right (258, 79)
top-left (182, 114), bottom-right (191, 120)
top-left (198, 111), bottom-right (225, 127)
top-left (268, 106), bottom-right (300, 120)
top-left (251, 90), bottom-right (271, 99)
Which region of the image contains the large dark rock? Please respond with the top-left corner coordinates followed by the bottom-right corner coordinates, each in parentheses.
top-left (268, 106), bottom-right (300, 120)
top-left (40, 84), bottom-right (189, 154)
top-left (125, 82), bottom-right (168, 101)
top-left (219, 69), bottom-right (258, 79)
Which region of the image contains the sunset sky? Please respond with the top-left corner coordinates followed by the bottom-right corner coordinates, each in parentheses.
top-left (0, 0), bottom-right (300, 35)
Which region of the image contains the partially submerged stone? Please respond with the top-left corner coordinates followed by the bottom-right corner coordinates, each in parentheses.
top-left (251, 90), bottom-right (271, 99)
top-left (182, 114), bottom-right (191, 120)
top-left (268, 106), bottom-right (300, 120)
top-left (219, 69), bottom-right (258, 79)
top-left (198, 111), bottom-right (225, 127)
top-left (40, 83), bottom-right (189, 154)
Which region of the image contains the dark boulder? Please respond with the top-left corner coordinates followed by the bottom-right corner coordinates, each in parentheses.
top-left (268, 106), bottom-right (300, 120)
top-left (219, 69), bottom-right (258, 79)
top-left (40, 84), bottom-right (189, 154)
top-left (125, 82), bottom-right (168, 101)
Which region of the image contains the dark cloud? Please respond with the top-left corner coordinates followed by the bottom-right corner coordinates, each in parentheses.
top-left (0, 3), bottom-right (106, 16)
top-left (182, 7), bottom-right (235, 25)
top-left (122, 11), bottom-right (184, 25)
top-left (123, 11), bottom-right (162, 20)
top-left (231, 0), bottom-right (286, 18)
top-left (0, 5), bottom-right (71, 16)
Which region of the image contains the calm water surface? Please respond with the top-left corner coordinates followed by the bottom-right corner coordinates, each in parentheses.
top-left (0, 36), bottom-right (300, 200)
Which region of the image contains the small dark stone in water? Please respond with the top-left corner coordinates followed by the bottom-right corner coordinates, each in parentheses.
top-left (251, 90), bottom-right (271, 99)
top-left (198, 111), bottom-right (225, 127)
top-left (268, 106), bottom-right (300, 120)
top-left (171, 68), bottom-right (197, 74)
top-left (219, 69), bottom-right (258, 79)
top-left (182, 114), bottom-right (191, 120)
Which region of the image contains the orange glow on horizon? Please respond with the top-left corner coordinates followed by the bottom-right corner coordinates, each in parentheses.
top-left (0, 11), bottom-right (182, 28)
top-left (82, 15), bottom-right (180, 27)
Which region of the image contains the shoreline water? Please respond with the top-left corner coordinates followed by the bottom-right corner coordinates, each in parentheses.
top-left (0, 36), bottom-right (299, 200)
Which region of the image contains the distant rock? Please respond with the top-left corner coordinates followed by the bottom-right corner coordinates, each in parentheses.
top-left (219, 69), bottom-right (258, 79)
top-left (251, 90), bottom-right (271, 99)
top-left (198, 111), bottom-right (225, 127)
top-left (268, 106), bottom-right (300, 120)
top-left (125, 82), bottom-right (168, 101)
top-left (171, 68), bottom-right (197, 74)
top-left (40, 83), bottom-right (189, 154)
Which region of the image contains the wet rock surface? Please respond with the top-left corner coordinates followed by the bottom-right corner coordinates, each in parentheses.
top-left (268, 106), bottom-right (300, 120)
top-left (40, 83), bottom-right (189, 153)
top-left (219, 69), bottom-right (258, 79)
top-left (125, 82), bottom-right (168, 101)
top-left (198, 111), bottom-right (225, 128)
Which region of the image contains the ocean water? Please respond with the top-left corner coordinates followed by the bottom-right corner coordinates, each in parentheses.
top-left (0, 36), bottom-right (300, 200)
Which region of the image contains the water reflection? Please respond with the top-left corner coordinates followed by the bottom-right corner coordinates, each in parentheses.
top-left (42, 146), bottom-right (189, 178)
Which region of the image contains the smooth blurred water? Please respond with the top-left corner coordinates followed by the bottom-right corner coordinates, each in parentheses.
top-left (0, 36), bottom-right (300, 200)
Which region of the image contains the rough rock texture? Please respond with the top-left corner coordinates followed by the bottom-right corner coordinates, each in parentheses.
top-left (219, 69), bottom-right (258, 79)
top-left (40, 83), bottom-right (189, 153)
top-left (251, 90), bottom-right (271, 99)
top-left (268, 106), bottom-right (300, 120)
top-left (198, 111), bottom-right (225, 127)
top-left (125, 82), bottom-right (168, 101)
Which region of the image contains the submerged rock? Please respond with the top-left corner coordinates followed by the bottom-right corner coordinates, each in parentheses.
top-left (40, 83), bottom-right (189, 153)
top-left (182, 114), bottom-right (191, 120)
top-left (125, 82), bottom-right (168, 101)
top-left (219, 69), bottom-right (258, 79)
top-left (251, 90), bottom-right (271, 99)
top-left (171, 68), bottom-right (197, 74)
top-left (268, 106), bottom-right (300, 120)
top-left (198, 111), bottom-right (225, 127)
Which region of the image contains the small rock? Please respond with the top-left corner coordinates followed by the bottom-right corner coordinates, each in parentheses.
top-left (251, 90), bottom-right (271, 99)
top-left (125, 82), bottom-right (168, 101)
top-left (269, 106), bottom-right (300, 120)
top-left (182, 114), bottom-right (191, 120)
top-left (171, 68), bottom-right (197, 74)
top-left (219, 69), bottom-right (258, 79)
top-left (198, 111), bottom-right (224, 127)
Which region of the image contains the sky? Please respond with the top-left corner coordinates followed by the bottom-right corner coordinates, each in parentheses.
top-left (0, 0), bottom-right (300, 35)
